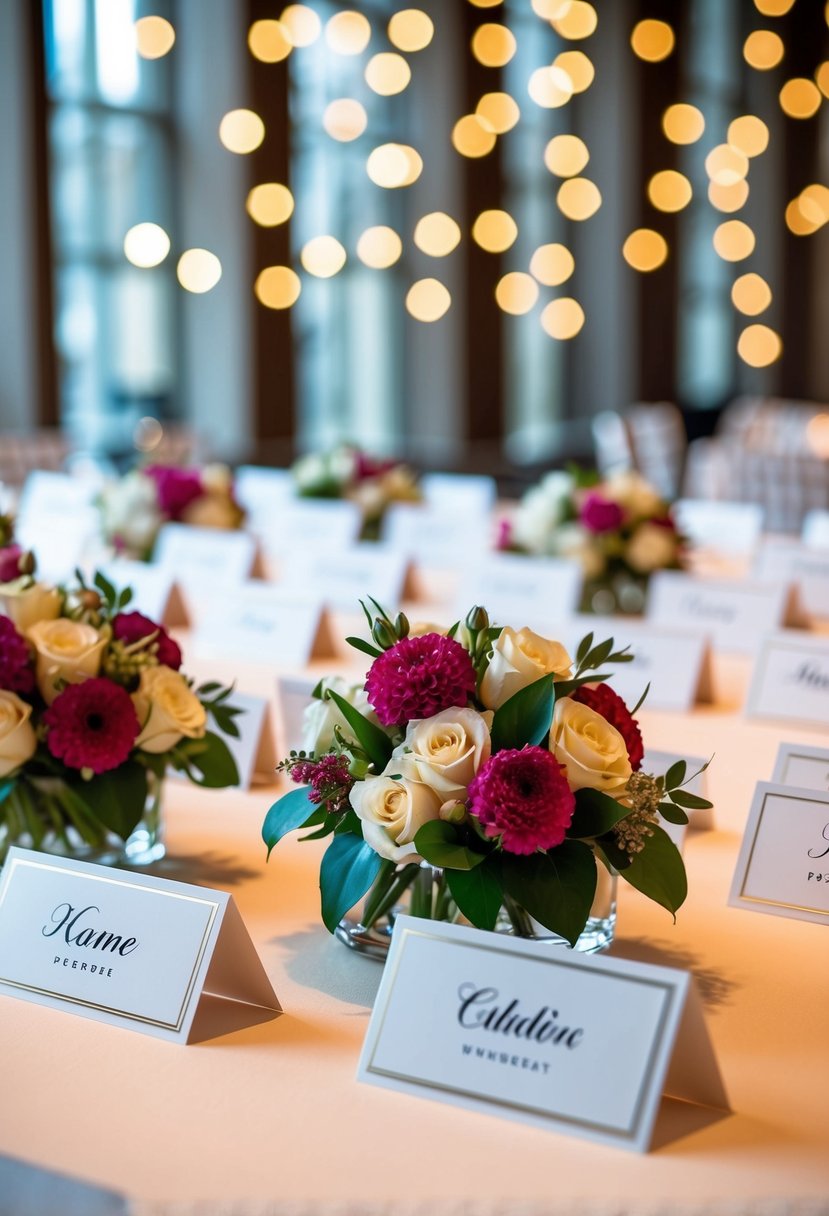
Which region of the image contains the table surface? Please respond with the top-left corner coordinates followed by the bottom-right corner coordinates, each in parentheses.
top-left (1, 602), bottom-right (829, 1216)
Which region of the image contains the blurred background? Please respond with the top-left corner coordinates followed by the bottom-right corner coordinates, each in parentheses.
top-left (1, 0), bottom-right (828, 510)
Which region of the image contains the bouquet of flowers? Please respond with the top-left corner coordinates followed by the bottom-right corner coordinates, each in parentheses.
top-left (0, 542), bottom-right (240, 864)
top-left (501, 469), bottom-right (684, 615)
top-left (292, 445), bottom-right (421, 540)
top-left (263, 601), bottom-right (710, 951)
top-left (99, 463), bottom-right (245, 560)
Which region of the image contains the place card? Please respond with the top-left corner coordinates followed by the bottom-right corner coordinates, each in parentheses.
top-left (802, 509), bottom-right (829, 550)
top-left (258, 499), bottom-right (362, 557)
top-left (646, 571), bottom-right (793, 655)
top-left (728, 783), bottom-right (829, 926)
top-left (420, 472), bottom-right (497, 516)
top-left (746, 632), bottom-right (829, 730)
top-left (643, 751), bottom-right (712, 836)
top-left (275, 675), bottom-right (316, 754)
top-left (0, 848), bottom-right (280, 1043)
top-left (192, 584), bottom-right (335, 667)
top-left (17, 470), bottom-right (100, 521)
top-left (460, 553), bottom-right (582, 632)
top-left (754, 538), bottom-right (829, 621)
top-left (15, 470), bottom-right (102, 582)
top-left (152, 523), bottom-right (258, 589)
top-left (97, 559), bottom-right (177, 625)
top-left (382, 503), bottom-right (488, 569)
top-left (359, 916), bottom-right (727, 1153)
top-left (772, 743), bottom-right (829, 793)
top-left (673, 499), bottom-right (764, 557)
top-left (281, 543), bottom-right (412, 613)
top-left (225, 692), bottom-right (277, 789)
top-left (233, 465), bottom-right (293, 536)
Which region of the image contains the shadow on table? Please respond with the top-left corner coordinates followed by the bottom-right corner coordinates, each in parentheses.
top-left (0, 1154), bottom-right (126, 1216)
top-left (608, 937), bottom-right (738, 1008)
top-left (651, 1096), bottom-right (731, 1152)
top-left (275, 927), bottom-right (383, 1009)
top-left (139, 851), bottom-right (260, 889)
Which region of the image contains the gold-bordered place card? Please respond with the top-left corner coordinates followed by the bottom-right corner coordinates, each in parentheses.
top-left (745, 632), bottom-right (829, 730)
top-left (357, 916), bottom-right (727, 1154)
top-left (0, 848), bottom-right (280, 1043)
top-left (772, 743), bottom-right (829, 794)
top-left (728, 782), bottom-right (829, 926)
top-left (754, 538), bottom-right (829, 623)
top-left (646, 571), bottom-right (794, 655)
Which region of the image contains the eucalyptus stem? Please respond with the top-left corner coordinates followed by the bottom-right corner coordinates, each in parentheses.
top-left (408, 865), bottom-right (434, 919)
top-left (502, 893), bottom-right (535, 938)
top-left (360, 859), bottom-right (396, 926)
top-left (362, 864), bottom-right (420, 929)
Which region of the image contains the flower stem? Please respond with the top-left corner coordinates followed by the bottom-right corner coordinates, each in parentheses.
top-left (502, 894), bottom-right (536, 938)
top-left (362, 864), bottom-right (419, 929)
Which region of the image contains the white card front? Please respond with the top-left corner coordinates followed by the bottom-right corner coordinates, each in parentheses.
top-left (193, 584), bottom-right (331, 667)
top-left (152, 523), bottom-right (256, 596)
top-left (233, 466), bottom-right (293, 535)
top-left (673, 499), bottom-right (763, 556)
top-left (420, 473), bottom-right (497, 516)
top-left (746, 632), bottom-right (829, 730)
top-left (281, 544), bottom-right (409, 613)
top-left (382, 504), bottom-right (488, 568)
top-left (224, 692), bottom-right (275, 789)
top-left (754, 538), bottom-right (829, 620)
top-left (461, 553), bottom-right (582, 632)
top-left (772, 743), bottom-right (829, 793)
top-left (359, 917), bottom-right (726, 1153)
top-left (646, 571), bottom-right (790, 654)
top-left (728, 783), bottom-right (829, 925)
top-left (802, 509), bottom-right (829, 550)
top-left (259, 499), bottom-right (362, 557)
top-left (17, 470), bottom-right (99, 521)
top-left (275, 675), bottom-right (316, 754)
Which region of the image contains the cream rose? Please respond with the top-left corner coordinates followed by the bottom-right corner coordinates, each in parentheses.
top-left (181, 491), bottom-right (242, 530)
top-left (0, 691), bottom-right (37, 777)
top-left (132, 665), bottom-right (207, 754)
top-left (0, 578), bottom-right (61, 634)
top-left (625, 522), bottom-right (678, 574)
top-left (27, 618), bottom-right (107, 705)
top-left (550, 697), bottom-right (631, 793)
top-left (480, 627), bottom-right (572, 711)
top-left (300, 676), bottom-right (375, 755)
top-left (389, 707), bottom-right (491, 802)
top-left (605, 471), bottom-right (664, 519)
top-left (349, 775), bottom-right (442, 862)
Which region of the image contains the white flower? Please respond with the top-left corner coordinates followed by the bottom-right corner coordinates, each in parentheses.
top-left (349, 775), bottom-right (443, 862)
top-left (300, 676), bottom-right (375, 755)
top-left (511, 473), bottom-right (574, 555)
top-left (389, 707), bottom-right (491, 802)
top-left (554, 522), bottom-right (607, 580)
top-left (480, 626), bottom-right (572, 710)
top-left (625, 522), bottom-right (678, 573)
top-left (0, 578), bottom-right (61, 633)
top-left (99, 470), bottom-right (163, 554)
top-left (0, 691), bottom-right (37, 777)
top-left (27, 618), bottom-right (107, 705)
top-left (132, 665), bottom-right (207, 754)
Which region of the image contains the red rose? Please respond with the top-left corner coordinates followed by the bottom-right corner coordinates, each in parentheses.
top-left (573, 682), bottom-right (644, 771)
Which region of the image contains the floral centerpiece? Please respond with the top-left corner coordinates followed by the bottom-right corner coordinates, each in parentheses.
top-left (292, 445), bottom-right (420, 540)
top-left (263, 601), bottom-right (710, 954)
top-left (500, 469), bottom-right (684, 615)
top-left (99, 463), bottom-right (245, 560)
top-left (0, 543), bottom-right (240, 865)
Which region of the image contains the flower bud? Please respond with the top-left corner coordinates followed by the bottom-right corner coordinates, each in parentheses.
top-left (78, 589), bottom-right (102, 611)
top-left (394, 612), bottom-right (410, 639)
top-left (439, 799), bottom-right (467, 824)
top-left (371, 618), bottom-right (397, 650)
top-left (465, 605), bottom-right (489, 633)
top-left (347, 754), bottom-right (371, 780)
top-left (17, 551), bottom-right (36, 577)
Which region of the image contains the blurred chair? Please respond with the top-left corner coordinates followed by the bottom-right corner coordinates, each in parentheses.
top-left (592, 402), bottom-right (687, 499)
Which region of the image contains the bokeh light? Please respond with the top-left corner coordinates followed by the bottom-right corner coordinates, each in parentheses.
top-left (495, 273), bottom-right (539, 315)
top-left (530, 243), bottom-right (575, 286)
top-left (476, 92), bottom-right (520, 133)
top-left (631, 19), bottom-right (674, 62)
top-left (177, 249), bottom-right (222, 293)
top-left (452, 115), bottom-right (496, 158)
top-left (731, 273), bottom-right (772, 315)
top-left (472, 209), bottom-right (518, 252)
top-left (406, 278), bottom-right (451, 321)
top-left (551, 2), bottom-right (597, 40)
top-left (662, 103), bottom-right (705, 144)
top-left (356, 226), bottom-right (403, 268)
top-left (779, 78), bottom-right (822, 118)
top-left (300, 236), bottom-right (347, 278)
top-left (219, 109), bottom-right (265, 154)
top-left (387, 9), bottom-right (434, 52)
top-left (727, 115), bottom-right (769, 157)
top-left (414, 212), bottom-right (462, 257)
top-left (754, 0), bottom-right (794, 14)
top-left (557, 177), bottom-right (602, 220)
top-left (544, 134), bottom-right (589, 177)
top-left (622, 229), bottom-right (668, 272)
top-left (246, 183), bottom-right (294, 227)
top-left (528, 66), bottom-right (573, 107)
top-left (713, 220), bottom-right (755, 261)
top-left (471, 24), bottom-right (517, 67)
top-left (743, 30), bottom-right (784, 70)
top-left (541, 297), bottom-right (585, 339)
top-left (135, 16), bottom-right (175, 59)
top-left (708, 179), bottom-right (750, 212)
top-left (280, 6), bottom-right (321, 47)
top-left (254, 266), bottom-right (301, 309)
top-left (365, 52), bottom-right (411, 95)
top-left (323, 99), bottom-right (368, 142)
top-left (325, 10), bottom-right (371, 54)
top-left (248, 20), bottom-right (291, 63)
top-left (737, 324), bottom-right (782, 367)
top-left (705, 144), bottom-right (749, 186)
top-left (124, 222), bottom-right (170, 268)
top-left (554, 50), bottom-right (594, 93)
top-left (367, 143), bottom-right (422, 187)
top-left (648, 170), bottom-right (692, 212)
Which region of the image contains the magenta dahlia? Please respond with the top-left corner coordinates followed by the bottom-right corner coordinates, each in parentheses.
top-left (44, 678), bottom-right (140, 774)
top-left (0, 616), bottom-right (35, 695)
top-left (573, 683), bottom-right (644, 770)
top-left (144, 466), bottom-right (204, 519)
top-left (468, 747), bottom-right (575, 855)
top-left (0, 544), bottom-right (24, 582)
top-left (112, 611), bottom-right (182, 670)
top-left (365, 633), bottom-right (477, 727)
top-left (579, 492), bottom-right (624, 534)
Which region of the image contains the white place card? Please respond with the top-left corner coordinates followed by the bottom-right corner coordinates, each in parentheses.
top-left (646, 571), bottom-right (793, 655)
top-left (728, 783), bottom-right (829, 926)
top-left (773, 743), bottom-right (829, 793)
top-left (359, 917), bottom-right (727, 1153)
top-left (281, 543), bottom-right (411, 613)
top-left (461, 553), bottom-right (582, 633)
top-left (643, 750), bottom-right (712, 837)
top-left (225, 692), bottom-right (277, 789)
top-left (259, 499), bottom-right (362, 557)
top-left (673, 499), bottom-right (764, 557)
top-left (746, 632), bottom-right (829, 730)
top-left (802, 509), bottom-right (829, 550)
top-left (420, 472), bottom-right (497, 516)
top-left (17, 470), bottom-right (100, 521)
top-left (152, 523), bottom-right (258, 588)
top-left (15, 516), bottom-right (101, 583)
top-left (97, 559), bottom-right (176, 625)
top-left (193, 584), bottom-right (335, 667)
top-left (382, 503), bottom-right (488, 569)
top-left (233, 466), bottom-right (293, 536)
top-left (275, 675), bottom-right (316, 754)
top-left (0, 848), bottom-right (280, 1043)
top-left (754, 538), bottom-right (829, 621)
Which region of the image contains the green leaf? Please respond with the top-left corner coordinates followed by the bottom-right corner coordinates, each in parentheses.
top-left (631, 683), bottom-right (651, 714)
top-left (345, 636), bottom-right (383, 659)
top-left (658, 801), bottom-right (689, 826)
top-left (262, 785), bottom-right (317, 857)
top-left (75, 761), bottom-right (148, 840)
top-left (447, 862), bottom-right (503, 931)
top-left (93, 569), bottom-right (117, 605)
top-left (334, 808), bottom-right (363, 835)
top-left (663, 760), bottom-right (687, 790)
top-left (319, 833), bottom-right (384, 933)
top-left (553, 673), bottom-right (612, 697)
top-left (576, 631), bottom-right (594, 667)
top-left (327, 690), bottom-right (393, 773)
top-left (595, 837), bottom-right (632, 871)
top-left (183, 731), bottom-right (239, 788)
top-left (619, 824), bottom-right (687, 917)
top-left (0, 781), bottom-right (14, 806)
top-left (500, 841), bottom-right (597, 947)
top-left (567, 788), bottom-right (630, 838)
top-left (583, 637), bottom-right (615, 670)
top-left (490, 673), bottom-right (555, 752)
top-left (414, 820), bottom-right (487, 871)
top-left (669, 789), bottom-right (713, 810)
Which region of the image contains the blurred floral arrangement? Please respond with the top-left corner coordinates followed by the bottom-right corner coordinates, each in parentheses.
top-left (500, 469), bottom-right (685, 614)
top-left (0, 530), bottom-right (240, 864)
top-left (292, 445), bottom-right (421, 540)
top-left (99, 464), bottom-right (245, 560)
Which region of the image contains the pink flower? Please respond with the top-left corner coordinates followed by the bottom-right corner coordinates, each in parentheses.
top-left (112, 611), bottom-right (182, 670)
top-left (365, 633), bottom-right (477, 727)
top-left (580, 492), bottom-right (624, 534)
top-left (0, 545), bottom-right (25, 582)
top-left (290, 753), bottom-right (354, 815)
top-left (355, 452), bottom-right (397, 481)
top-left (468, 747), bottom-right (575, 854)
top-left (496, 519), bottom-right (513, 551)
top-left (144, 466), bottom-right (204, 519)
top-left (44, 678), bottom-right (140, 773)
top-left (0, 616), bottom-right (35, 695)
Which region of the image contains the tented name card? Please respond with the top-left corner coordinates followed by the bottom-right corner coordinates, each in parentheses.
top-left (646, 572), bottom-right (792, 654)
top-left (17, 470), bottom-right (99, 521)
top-left (461, 553), bottom-right (582, 632)
top-left (15, 472), bottom-right (102, 582)
top-left (259, 500), bottom-right (362, 557)
top-left (754, 539), bottom-right (829, 621)
top-left (358, 916), bottom-right (727, 1153)
top-left (773, 743), bottom-right (829, 793)
top-left (153, 523), bottom-right (257, 588)
top-left (193, 584), bottom-right (334, 667)
top-left (746, 632), bottom-right (829, 730)
top-left (224, 692), bottom-right (276, 790)
top-left (420, 472), bottom-right (497, 516)
top-left (275, 675), bottom-right (316, 755)
top-left (233, 466), bottom-right (293, 536)
top-left (97, 560), bottom-right (176, 625)
top-left (673, 499), bottom-right (763, 557)
top-left (382, 504), bottom-right (488, 568)
top-left (281, 544), bottom-right (411, 613)
top-left (728, 783), bottom-right (829, 926)
top-left (0, 849), bottom-right (280, 1043)
top-left (802, 509), bottom-right (829, 550)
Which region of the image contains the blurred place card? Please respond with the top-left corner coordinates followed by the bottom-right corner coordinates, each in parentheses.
top-left (773, 743), bottom-right (829, 793)
top-left (646, 571), bottom-right (793, 655)
top-left (0, 848), bottom-right (280, 1043)
top-left (420, 473), bottom-right (497, 516)
top-left (225, 693), bottom-right (277, 790)
top-left (233, 466), bottom-right (293, 535)
top-left (382, 503), bottom-right (488, 569)
top-left (97, 559), bottom-right (177, 625)
top-left (275, 675), bottom-right (316, 755)
top-left (153, 524), bottom-right (258, 588)
top-left (461, 553), bottom-right (582, 632)
top-left (358, 916), bottom-right (728, 1153)
top-left (754, 538), bottom-right (829, 621)
top-left (643, 751), bottom-right (713, 839)
top-left (17, 470), bottom-right (99, 522)
top-left (746, 632), bottom-right (829, 730)
top-left (281, 544), bottom-right (412, 613)
top-left (193, 584), bottom-right (335, 667)
top-left (802, 509), bottom-right (829, 549)
top-left (258, 499), bottom-right (362, 557)
top-left (729, 783), bottom-right (829, 926)
top-left (14, 517), bottom-right (100, 584)
top-left (673, 499), bottom-right (764, 557)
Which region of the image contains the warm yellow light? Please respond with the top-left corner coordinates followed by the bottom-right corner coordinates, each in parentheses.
top-left (544, 134), bottom-right (589, 177)
top-left (713, 220), bottom-right (755, 261)
top-left (135, 16), bottom-right (175, 59)
top-left (779, 78), bottom-right (822, 119)
top-left (365, 52), bottom-right (411, 95)
top-left (817, 62), bottom-right (829, 98)
top-left (806, 414), bottom-right (829, 458)
top-left (246, 183), bottom-right (294, 227)
top-left (557, 177), bottom-right (601, 220)
top-left (743, 30), bottom-right (784, 70)
top-left (785, 197), bottom-right (820, 235)
top-left (737, 324), bottom-right (782, 367)
top-left (705, 143), bottom-right (749, 186)
top-left (406, 278), bottom-right (451, 322)
top-left (248, 20), bottom-right (291, 63)
top-left (323, 99), bottom-right (368, 142)
top-left (495, 273), bottom-right (539, 315)
top-left (388, 9), bottom-right (433, 51)
top-left (731, 273), bottom-right (772, 316)
top-left (476, 92), bottom-right (520, 133)
top-left (177, 249), bottom-right (222, 294)
top-left (471, 23), bottom-right (516, 67)
top-left (528, 66), bottom-right (573, 108)
top-left (452, 115), bottom-right (496, 158)
top-left (648, 170), bottom-right (692, 212)
top-left (325, 10), bottom-right (371, 55)
top-left (552, 2), bottom-right (597, 40)
top-left (300, 236), bottom-right (347, 278)
top-left (280, 5), bottom-right (321, 47)
top-left (708, 179), bottom-right (750, 212)
top-left (123, 222), bottom-right (170, 268)
top-left (622, 228), bottom-right (668, 272)
top-left (219, 109), bottom-right (265, 154)
top-left (530, 243), bottom-right (574, 286)
top-left (470, 0), bottom-right (503, 7)
top-left (541, 297), bottom-right (585, 339)
top-left (472, 209), bottom-right (518, 253)
top-left (754, 0), bottom-right (794, 14)
top-left (254, 266), bottom-right (301, 309)
top-left (662, 103), bottom-right (705, 144)
top-left (366, 143), bottom-right (422, 187)
top-left (356, 226), bottom-right (403, 269)
top-left (800, 184), bottom-right (829, 225)
top-left (414, 212), bottom-right (462, 257)
top-left (631, 19), bottom-right (674, 62)
top-left (531, 0), bottom-right (572, 16)
top-left (727, 115), bottom-right (769, 157)
top-left (553, 50), bottom-right (594, 93)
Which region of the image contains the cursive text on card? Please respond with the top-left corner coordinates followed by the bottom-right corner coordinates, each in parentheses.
top-left (457, 984), bottom-right (584, 1049)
